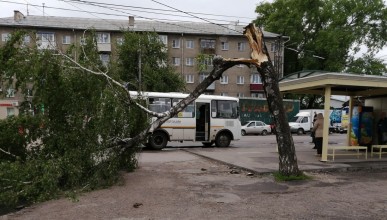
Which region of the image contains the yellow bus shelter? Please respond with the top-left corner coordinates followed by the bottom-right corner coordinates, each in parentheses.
top-left (279, 71), bottom-right (387, 161)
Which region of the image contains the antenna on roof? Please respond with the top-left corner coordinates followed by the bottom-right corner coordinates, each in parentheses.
top-left (42, 3), bottom-right (45, 16)
top-left (27, 3), bottom-right (29, 16)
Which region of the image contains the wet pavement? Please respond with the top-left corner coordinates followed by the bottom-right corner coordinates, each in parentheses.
top-left (178, 134), bottom-right (387, 174)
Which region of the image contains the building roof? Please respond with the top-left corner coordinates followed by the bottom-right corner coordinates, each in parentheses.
top-left (0, 14), bottom-right (284, 38)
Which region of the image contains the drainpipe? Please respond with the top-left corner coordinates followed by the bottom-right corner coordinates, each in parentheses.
top-left (181, 33), bottom-right (184, 77)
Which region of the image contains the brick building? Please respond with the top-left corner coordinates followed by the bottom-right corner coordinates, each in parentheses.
top-left (0, 10), bottom-right (286, 118)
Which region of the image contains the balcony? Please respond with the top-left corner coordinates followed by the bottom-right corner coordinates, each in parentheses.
top-left (201, 47), bottom-right (216, 54)
top-left (250, 83), bottom-right (263, 91)
top-left (97, 43), bottom-right (112, 52)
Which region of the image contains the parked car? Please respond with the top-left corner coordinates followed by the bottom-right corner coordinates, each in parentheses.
top-left (241, 121), bottom-right (271, 136)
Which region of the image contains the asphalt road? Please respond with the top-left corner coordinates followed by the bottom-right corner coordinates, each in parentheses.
top-left (166, 133), bottom-right (348, 149)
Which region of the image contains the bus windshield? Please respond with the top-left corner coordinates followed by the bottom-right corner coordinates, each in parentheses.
top-left (211, 100), bottom-right (238, 119)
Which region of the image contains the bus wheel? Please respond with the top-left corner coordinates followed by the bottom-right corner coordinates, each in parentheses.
top-left (149, 131), bottom-right (168, 150)
top-left (215, 132), bottom-right (231, 148)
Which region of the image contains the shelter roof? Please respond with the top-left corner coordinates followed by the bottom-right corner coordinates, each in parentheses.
top-left (279, 70), bottom-right (387, 98)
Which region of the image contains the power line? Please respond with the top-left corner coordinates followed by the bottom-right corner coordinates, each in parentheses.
top-left (150, 0), bottom-right (244, 34)
top-left (61, 0), bottom-right (255, 21)
top-left (61, 0), bottom-right (221, 34)
top-left (0, 1), bottom-right (225, 34)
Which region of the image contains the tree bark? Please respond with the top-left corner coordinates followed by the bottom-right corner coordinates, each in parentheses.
top-left (243, 24), bottom-right (301, 176)
top-left (104, 23), bottom-right (301, 176)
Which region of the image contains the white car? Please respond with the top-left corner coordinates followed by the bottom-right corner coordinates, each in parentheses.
top-left (241, 121), bottom-right (271, 136)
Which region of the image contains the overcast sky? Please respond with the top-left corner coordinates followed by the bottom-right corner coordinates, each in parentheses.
top-left (0, 0), bottom-right (386, 60)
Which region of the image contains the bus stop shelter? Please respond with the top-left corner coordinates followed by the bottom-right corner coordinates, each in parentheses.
top-left (279, 71), bottom-right (387, 161)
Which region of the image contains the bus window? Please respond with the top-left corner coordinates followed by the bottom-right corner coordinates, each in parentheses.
top-left (172, 98), bottom-right (195, 118)
top-left (211, 100), bottom-right (238, 119)
top-left (149, 97), bottom-right (171, 113)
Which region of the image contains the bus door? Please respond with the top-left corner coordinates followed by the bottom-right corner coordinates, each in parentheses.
top-left (196, 102), bottom-right (210, 141)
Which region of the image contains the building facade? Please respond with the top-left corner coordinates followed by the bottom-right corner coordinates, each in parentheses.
top-left (0, 11), bottom-right (287, 118)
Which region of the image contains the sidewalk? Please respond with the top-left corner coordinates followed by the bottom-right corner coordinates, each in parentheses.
top-left (183, 139), bottom-right (387, 174)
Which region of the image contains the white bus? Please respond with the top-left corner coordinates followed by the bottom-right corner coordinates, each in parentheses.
top-left (130, 91), bottom-right (241, 150)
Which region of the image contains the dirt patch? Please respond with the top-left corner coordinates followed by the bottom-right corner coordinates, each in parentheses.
top-left (4, 150), bottom-right (387, 220)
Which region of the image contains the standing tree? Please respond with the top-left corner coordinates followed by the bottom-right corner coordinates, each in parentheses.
top-left (113, 31), bottom-right (184, 92)
top-left (255, 0), bottom-right (387, 107)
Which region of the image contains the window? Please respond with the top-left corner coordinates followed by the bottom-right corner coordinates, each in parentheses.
top-left (26, 89), bottom-right (33, 97)
top-left (221, 42), bottom-right (229, 50)
top-left (200, 56), bottom-right (213, 66)
top-left (23, 35), bottom-right (30, 44)
top-left (96, 32), bottom-right (110, 43)
top-left (185, 57), bottom-right (194, 66)
top-left (172, 57), bottom-right (180, 66)
top-left (271, 42), bottom-right (278, 52)
top-left (250, 74), bottom-right (262, 84)
top-left (7, 108), bottom-right (15, 117)
top-left (80, 37), bottom-right (86, 45)
top-left (99, 54), bottom-right (110, 66)
top-left (237, 42), bottom-right (246, 51)
top-left (116, 37), bottom-right (123, 45)
top-left (6, 88), bottom-right (15, 97)
top-left (211, 100), bottom-right (238, 119)
top-left (237, 76), bottom-right (245, 84)
top-left (220, 75), bottom-right (228, 84)
top-left (62, 35), bottom-right (71, 44)
top-left (237, 93), bottom-right (244, 97)
top-left (159, 35), bottom-right (167, 45)
top-left (251, 93), bottom-right (264, 98)
top-left (185, 74), bottom-right (194, 83)
top-left (220, 92), bottom-right (228, 96)
top-left (37, 32), bottom-right (55, 42)
top-left (200, 39), bottom-right (215, 48)
top-left (149, 97), bottom-right (171, 113)
top-left (199, 73), bottom-right (207, 82)
top-left (186, 40), bottom-right (194, 48)
top-left (172, 39), bottom-right (180, 48)
top-left (2, 33), bottom-right (10, 42)
top-left (172, 98), bottom-right (194, 118)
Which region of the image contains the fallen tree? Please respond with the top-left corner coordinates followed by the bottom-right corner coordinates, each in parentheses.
top-left (112, 24), bottom-right (301, 176)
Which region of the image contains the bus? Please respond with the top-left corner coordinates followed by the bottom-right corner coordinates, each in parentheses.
top-left (130, 91), bottom-right (241, 150)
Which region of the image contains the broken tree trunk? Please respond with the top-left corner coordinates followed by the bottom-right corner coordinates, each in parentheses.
top-left (244, 24), bottom-right (301, 176)
top-left (115, 23), bottom-right (301, 176)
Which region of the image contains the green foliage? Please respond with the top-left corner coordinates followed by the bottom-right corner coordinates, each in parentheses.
top-left (195, 53), bottom-right (213, 72)
top-left (0, 29), bottom-right (176, 210)
top-left (346, 55), bottom-right (387, 75)
top-left (113, 31), bottom-right (185, 92)
top-left (273, 171), bottom-right (312, 181)
top-left (0, 115), bottom-right (43, 161)
top-left (255, 0), bottom-right (386, 73)
top-left (255, 0), bottom-right (386, 107)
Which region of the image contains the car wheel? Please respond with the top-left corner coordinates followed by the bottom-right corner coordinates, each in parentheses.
top-left (241, 130), bottom-right (246, 136)
top-left (297, 128), bottom-right (304, 135)
top-left (149, 131), bottom-right (168, 150)
top-left (261, 130), bottom-right (268, 136)
top-left (215, 132), bottom-right (231, 148)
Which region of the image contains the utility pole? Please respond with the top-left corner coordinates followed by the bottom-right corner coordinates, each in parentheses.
top-left (138, 50), bottom-right (141, 91)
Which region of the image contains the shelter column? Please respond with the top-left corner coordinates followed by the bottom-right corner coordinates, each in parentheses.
top-left (321, 86), bottom-right (331, 162)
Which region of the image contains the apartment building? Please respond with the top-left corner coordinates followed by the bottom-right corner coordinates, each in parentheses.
top-left (0, 10), bottom-right (287, 119)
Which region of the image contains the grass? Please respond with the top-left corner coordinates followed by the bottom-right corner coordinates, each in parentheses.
top-left (273, 171), bottom-right (312, 181)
